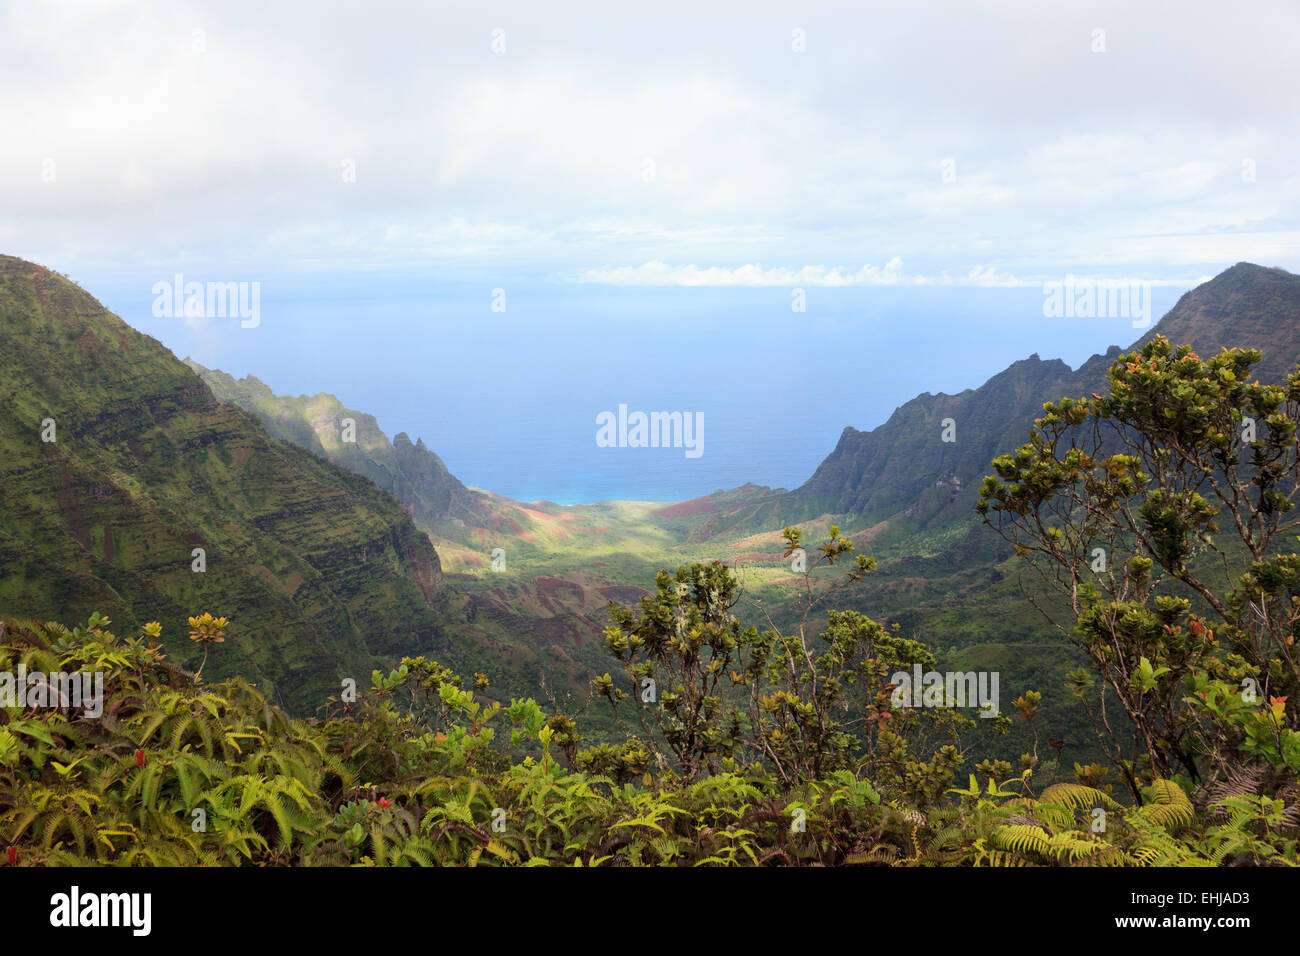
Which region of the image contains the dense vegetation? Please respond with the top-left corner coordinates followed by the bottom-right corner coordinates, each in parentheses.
top-left (1, 595), bottom-right (1291, 866)
top-left (978, 336), bottom-right (1300, 808)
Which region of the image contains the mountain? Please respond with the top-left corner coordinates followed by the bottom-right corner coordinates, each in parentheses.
top-left (185, 362), bottom-right (646, 570)
top-left (0, 256), bottom-right (451, 710)
top-left (183, 362), bottom-right (481, 532)
top-left (721, 263), bottom-right (1300, 543)
top-left (780, 349), bottom-right (1117, 529)
top-left (183, 362), bottom-right (736, 714)
top-left (1134, 262), bottom-right (1300, 382)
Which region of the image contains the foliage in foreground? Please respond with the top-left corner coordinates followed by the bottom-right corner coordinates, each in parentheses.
top-left (0, 607), bottom-right (1293, 867)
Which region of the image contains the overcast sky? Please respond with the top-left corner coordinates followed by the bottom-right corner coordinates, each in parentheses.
top-left (3, 0), bottom-right (1298, 288)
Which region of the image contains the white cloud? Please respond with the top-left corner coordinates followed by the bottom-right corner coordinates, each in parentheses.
top-left (576, 258), bottom-right (907, 287)
top-left (1, 0), bottom-right (1297, 280)
top-left (573, 259), bottom-right (1208, 288)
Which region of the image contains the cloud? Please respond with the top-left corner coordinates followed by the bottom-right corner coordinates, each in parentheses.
top-left (574, 259), bottom-right (1209, 288)
top-left (1, 1), bottom-right (1297, 281)
top-left (577, 258), bottom-right (916, 286)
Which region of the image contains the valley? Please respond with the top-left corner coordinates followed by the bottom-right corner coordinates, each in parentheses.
top-left (4, 256), bottom-right (1299, 769)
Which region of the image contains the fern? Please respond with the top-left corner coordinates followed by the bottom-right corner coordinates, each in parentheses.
top-left (1139, 778), bottom-right (1194, 829)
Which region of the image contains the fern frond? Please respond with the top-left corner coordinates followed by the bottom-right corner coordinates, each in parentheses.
top-left (1140, 779), bottom-right (1194, 829)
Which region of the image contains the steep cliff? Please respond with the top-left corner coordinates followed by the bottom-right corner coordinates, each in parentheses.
top-left (0, 256), bottom-right (449, 710)
top-left (183, 362), bottom-right (481, 532)
top-left (726, 263), bottom-right (1300, 539)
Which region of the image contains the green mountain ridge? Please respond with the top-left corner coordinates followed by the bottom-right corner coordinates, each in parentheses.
top-left (711, 263), bottom-right (1300, 555)
top-left (1134, 263), bottom-right (1300, 370)
top-left (181, 360), bottom-right (482, 533)
top-left (0, 255), bottom-right (453, 711)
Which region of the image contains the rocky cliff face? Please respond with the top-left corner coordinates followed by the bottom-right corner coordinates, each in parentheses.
top-left (0, 255), bottom-right (448, 711)
top-left (785, 349), bottom-right (1118, 529)
top-left (183, 361), bottom-right (481, 532)
top-left (723, 262), bottom-right (1300, 538)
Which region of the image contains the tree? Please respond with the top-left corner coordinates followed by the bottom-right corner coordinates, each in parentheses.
top-left (598, 532), bottom-right (961, 799)
top-left (978, 336), bottom-right (1300, 801)
top-left (599, 561), bottom-right (751, 781)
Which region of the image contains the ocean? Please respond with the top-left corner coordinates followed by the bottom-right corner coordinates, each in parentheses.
top-left (92, 274), bottom-right (1189, 504)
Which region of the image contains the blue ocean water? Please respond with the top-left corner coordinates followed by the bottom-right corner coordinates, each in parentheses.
top-left (87, 275), bottom-right (1189, 504)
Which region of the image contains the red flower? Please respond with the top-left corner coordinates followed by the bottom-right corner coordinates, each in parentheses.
top-left (6, 846), bottom-right (15, 864)
top-left (135, 750), bottom-right (145, 768)
top-left (376, 798), bottom-right (392, 809)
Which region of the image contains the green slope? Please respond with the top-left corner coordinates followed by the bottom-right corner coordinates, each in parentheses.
top-left (0, 255), bottom-right (451, 711)
top-left (181, 361), bottom-right (482, 532)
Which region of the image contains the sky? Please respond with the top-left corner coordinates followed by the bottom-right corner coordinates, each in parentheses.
top-left (2, 1), bottom-right (1298, 501)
